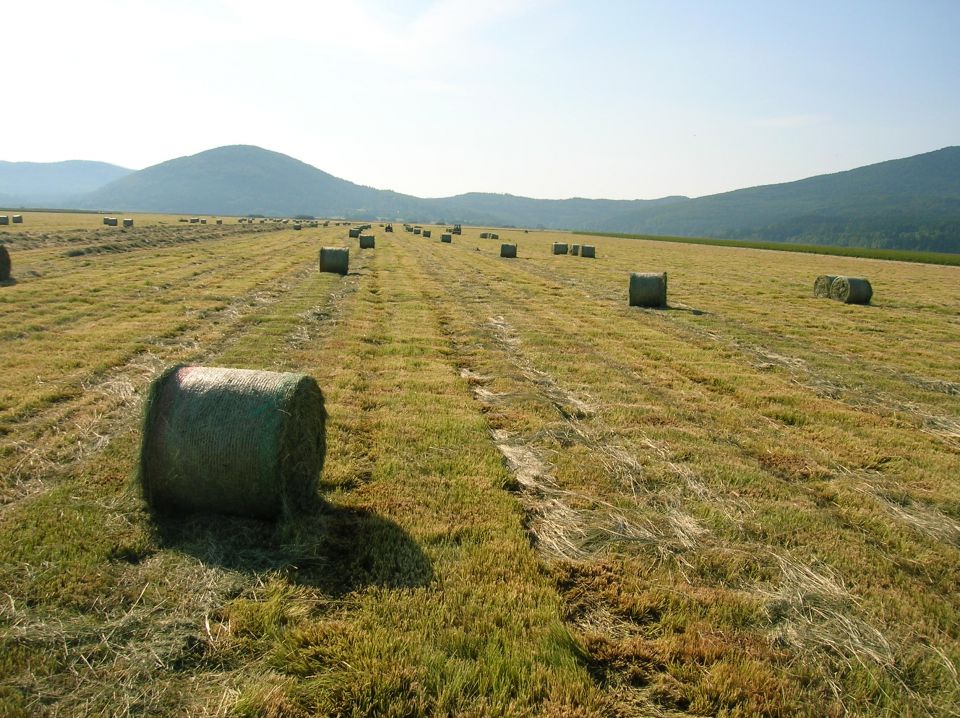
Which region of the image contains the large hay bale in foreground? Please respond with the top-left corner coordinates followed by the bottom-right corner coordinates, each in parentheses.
top-left (814, 275), bottom-right (837, 298)
top-left (553, 242), bottom-right (569, 255)
top-left (319, 246), bottom-right (349, 274)
top-left (830, 276), bottom-right (873, 304)
top-left (138, 366), bottom-right (326, 519)
top-left (501, 243), bottom-right (517, 258)
top-left (581, 245), bottom-right (596, 258)
top-left (12, 215), bottom-right (22, 224)
top-left (629, 272), bottom-right (667, 307)
top-left (359, 235), bottom-right (375, 249)
top-left (571, 244), bottom-right (580, 256)
top-left (0, 216), bottom-right (8, 225)
top-left (0, 245), bottom-right (11, 281)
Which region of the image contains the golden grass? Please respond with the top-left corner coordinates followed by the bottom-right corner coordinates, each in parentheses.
top-left (1, 220), bottom-right (958, 716)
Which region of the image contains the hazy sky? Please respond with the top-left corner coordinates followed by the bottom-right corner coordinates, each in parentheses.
top-left (3, 0), bottom-right (958, 199)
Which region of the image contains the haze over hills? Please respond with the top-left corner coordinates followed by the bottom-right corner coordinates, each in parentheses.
top-left (4, 145), bottom-right (960, 253)
top-left (0, 160), bottom-right (133, 207)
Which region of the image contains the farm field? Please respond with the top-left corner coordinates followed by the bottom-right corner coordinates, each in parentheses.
top-left (1, 215), bottom-right (959, 716)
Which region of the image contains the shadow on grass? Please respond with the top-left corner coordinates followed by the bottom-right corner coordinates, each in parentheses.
top-left (150, 500), bottom-right (432, 597)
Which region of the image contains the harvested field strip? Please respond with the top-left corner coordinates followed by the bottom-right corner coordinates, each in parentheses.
top-left (0, 234), bottom-right (602, 716)
top-left (0, 229), bottom-right (358, 504)
top-left (457, 232), bottom-right (960, 440)
top-left (413, 237), bottom-right (960, 715)
top-left (1, 226), bottom-right (958, 716)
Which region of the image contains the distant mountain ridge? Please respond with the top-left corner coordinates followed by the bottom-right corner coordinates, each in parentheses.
top-left (4, 144), bottom-right (960, 253)
top-left (0, 160), bottom-right (133, 206)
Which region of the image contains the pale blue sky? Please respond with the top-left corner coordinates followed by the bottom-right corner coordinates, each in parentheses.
top-left (4, 0), bottom-right (957, 199)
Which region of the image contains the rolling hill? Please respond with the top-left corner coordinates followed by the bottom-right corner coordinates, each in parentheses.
top-left (0, 160), bottom-right (133, 207)
top-left (13, 144), bottom-right (960, 252)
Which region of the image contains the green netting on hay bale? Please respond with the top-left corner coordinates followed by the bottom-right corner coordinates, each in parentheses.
top-left (138, 366), bottom-right (326, 519)
top-left (814, 275), bottom-right (837, 298)
top-left (0, 216), bottom-right (8, 225)
top-left (12, 215), bottom-right (22, 224)
top-left (581, 245), bottom-right (596, 258)
top-left (359, 235), bottom-right (375, 249)
top-left (423, 230), bottom-right (432, 238)
top-left (319, 247), bottom-right (349, 274)
top-left (830, 276), bottom-right (873, 304)
top-left (629, 272), bottom-right (667, 307)
top-left (349, 228), bottom-right (361, 238)
top-left (553, 243), bottom-right (568, 255)
top-left (501, 243), bottom-right (517, 258)
top-left (0, 245), bottom-right (10, 281)
top-left (571, 244), bottom-right (580, 256)
top-left (441, 235), bottom-right (452, 243)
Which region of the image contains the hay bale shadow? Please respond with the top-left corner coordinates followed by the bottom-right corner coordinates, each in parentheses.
top-left (151, 502), bottom-right (432, 597)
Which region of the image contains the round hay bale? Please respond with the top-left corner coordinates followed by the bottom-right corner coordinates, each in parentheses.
top-left (571, 244), bottom-right (580, 256)
top-left (553, 242), bottom-right (569, 255)
top-left (441, 233), bottom-right (452, 242)
top-left (0, 244), bottom-right (11, 281)
top-left (413, 228), bottom-right (421, 235)
top-left (122, 218), bottom-right (134, 228)
top-left (830, 276), bottom-right (873, 304)
top-left (105, 217), bottom-right (118, 227)
top-left (423, 230), bottom-right (432, 238)
top-left (349, 228), bottom-right (361, 238)
top-left (319, 246), bottom-right (349, 275)
top-left (581, 245), bottom-right (596, 258)
top-left (813, 275), bottom-right (837, 298)
top-left (359, 235), bottom-right (375, 249)
top-left (138, 365), bottom-right (325, 519)
top-left (0, 216), bottom-right (8, 226)
top-left (629, 272), bottom-right (667, 307)
top-left (12, 215), bottom-right (23, 224)
top-left (501, 243), bottom-right (517, 258)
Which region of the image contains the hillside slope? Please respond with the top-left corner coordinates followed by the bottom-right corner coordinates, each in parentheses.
top-left (0, 160), bottom-right (132, 206)
top-left (596, 146), bottom-right (960, 252)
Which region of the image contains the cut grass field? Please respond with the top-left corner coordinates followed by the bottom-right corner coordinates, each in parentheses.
top-left (1, 217), bottom-right (958, 716)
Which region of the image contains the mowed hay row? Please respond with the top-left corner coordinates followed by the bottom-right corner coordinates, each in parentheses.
top-left (501, 243), bottom-right (517, 258)
top-left (628, 271), bottom-right (667, 307)
top-left (319, 246), bottom-right (349, 274)
top-left (413, 240), bottom-right (960, 715)
top-left (359, 235), bottom-right (375, 249)
top-left (138, 365), bottom-right (326, 519)
top-left (0, 244), bottom-right (11, 281)
top-left (830, 275), bottom-right (873, 304)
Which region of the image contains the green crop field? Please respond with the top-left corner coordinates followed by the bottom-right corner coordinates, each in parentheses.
top-left (1, 213), bottom-right (959, 717)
